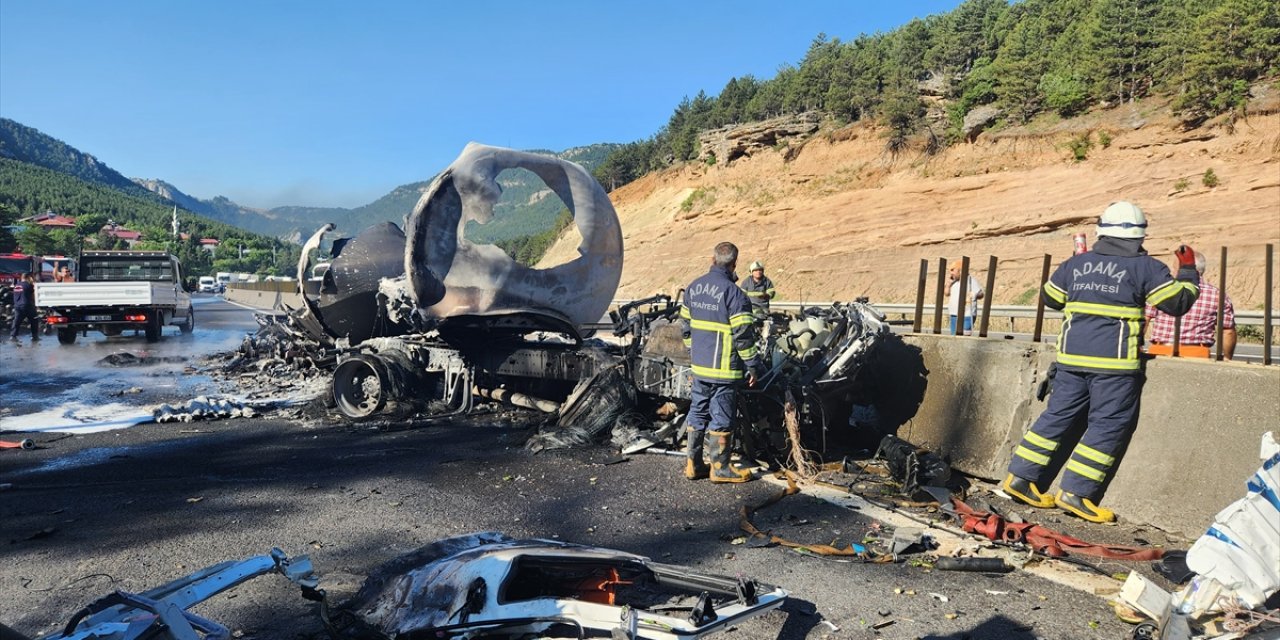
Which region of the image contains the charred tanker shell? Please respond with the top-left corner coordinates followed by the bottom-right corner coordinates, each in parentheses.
top-left (294, 222), bottom-right (412, 344)
top-left (316, 222), bottom-right (410, 343)
top-left (395, 143), bottom-right (623, 330)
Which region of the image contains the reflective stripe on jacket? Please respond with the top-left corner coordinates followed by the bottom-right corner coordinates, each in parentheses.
top-left (681, 265), bottom-right (760, 382)
top-left (1043, 245), bottom-right (1198, 374)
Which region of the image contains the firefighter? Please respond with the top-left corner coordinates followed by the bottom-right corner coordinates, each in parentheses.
top-left (680, 242), bottom-right (763, 483)
top-left (740, 260), bottom-right (776, 322)
top-left (1002, 202), bottom-right (1199, 523)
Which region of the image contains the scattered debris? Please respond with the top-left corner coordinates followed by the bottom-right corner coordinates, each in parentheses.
top-left (97, 352), bottom-right (187, 367)
top-left (877, 434), bottom-right (953, 496)
top-left (42, 534), bottom-right (789, 640)
top-left (935, 557), bottom-right (1015, 573)
top-left (154, 396), bottom-right (261, 423)
top-left (43, 549), bottom-right (318, 640)
top-left (1113, 433), bottom-right (1280, 639)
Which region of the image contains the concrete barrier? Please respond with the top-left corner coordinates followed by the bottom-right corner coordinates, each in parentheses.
top-left (899, 334), bottom-right (1279, 536)
top-left (222, 282), bottom-right (304, 312)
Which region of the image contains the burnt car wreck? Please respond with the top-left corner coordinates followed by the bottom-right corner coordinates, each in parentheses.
top-left (272, 143), bottom-right (893, 465)
top-left (41, 533), bottom-right (787, 640)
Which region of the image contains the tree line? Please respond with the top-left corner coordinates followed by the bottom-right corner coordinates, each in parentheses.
top-left (0, 158), bottom-right (299, 277)
top-left (592, 0), bottom-right (1279, 190)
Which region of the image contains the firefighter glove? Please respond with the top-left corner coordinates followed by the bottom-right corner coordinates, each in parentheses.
top-left (1175, 245), bottom-right (1196, 269)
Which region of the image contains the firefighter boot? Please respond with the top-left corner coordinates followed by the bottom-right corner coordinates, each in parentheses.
top-left (707, 430), bottom-right (753, 484)
top-left (684, 428), bottom-right (709, 480)
top-left (1056, 490), bottom-right (1116, 523)
top-left (1001, 473), bottom-right (1055, 509)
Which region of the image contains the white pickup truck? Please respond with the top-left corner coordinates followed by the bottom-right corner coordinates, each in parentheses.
top-left (36, 250), bottom-right (195, 344)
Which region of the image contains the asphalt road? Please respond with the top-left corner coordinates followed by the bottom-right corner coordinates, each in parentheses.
top-left (0, 293), bottom-right (258, 424)
top-left (0, 297), bottom-right (1142, 639)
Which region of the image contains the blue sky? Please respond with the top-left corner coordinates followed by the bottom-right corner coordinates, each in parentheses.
top-left (1, 1), bottom-right (961, 209)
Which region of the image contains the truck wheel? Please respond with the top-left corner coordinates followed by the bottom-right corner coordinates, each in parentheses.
top-left (145, 315), bottom-right (162, 342)
top-left (333, 355), bottom-right (391, 419)
top-left (180, 308), bottom-right (195, 334)
top-left (57, 328), bottom-right (77, 345)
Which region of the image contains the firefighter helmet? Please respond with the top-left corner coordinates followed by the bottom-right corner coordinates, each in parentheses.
top-left (1097, 201), bottom-right (1147, 239)
top-left (749, 261), bottom-right (764, 272)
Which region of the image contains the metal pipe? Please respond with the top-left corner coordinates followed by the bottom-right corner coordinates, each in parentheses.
top-left (913, 259), bottom-right (927, 333)
top-left (1173, 314), bottom-right (1182, 357)
top-left (955, 256), bottom-right (970, 336)
top-left (1033, 254), bottom-right (1051, 343)
top-left (473, 386), bottom-right (561, 413)
top-left (933, 258), bottom-right (947, 335)
top-left (979, 255), bottom-right (997, 338)
top-left (1216, 246), bottom-right (1227, 361)
top-left (1266, 244), bottom-right (1274, 366)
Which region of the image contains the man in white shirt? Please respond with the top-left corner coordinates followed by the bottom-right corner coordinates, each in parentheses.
top-left (947, 261), bottom-right (984, 335)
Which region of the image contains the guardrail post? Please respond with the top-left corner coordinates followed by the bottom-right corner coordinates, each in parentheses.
top-left (1033, 254), bottom-right (1051, 343)
top-left (913, 259), bottom-right (927, 333)
top-left (1266, 244), bottom-right (1274, 366)
top-left (979, 255), bottom-right (997, 338)
top-left (1172, 315), bottom-right (1182, 357)
top-left (954, 256), bottom-right (970, 336)
top-left (933, 258), bottom-right (947, 335)
top-left (1216, 246), bottom-right (1227, 361)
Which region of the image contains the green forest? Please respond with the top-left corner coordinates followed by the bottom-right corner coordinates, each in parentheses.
top-left (0, 158), bottom-right (298, 277)
top-left (592, 0), bottom-right (1279, 190)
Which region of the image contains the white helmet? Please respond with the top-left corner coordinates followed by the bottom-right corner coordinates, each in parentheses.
top-left (1097, 201), bottom-right (1147, 239)
top-left (749, 260), bottom-right (764, 271)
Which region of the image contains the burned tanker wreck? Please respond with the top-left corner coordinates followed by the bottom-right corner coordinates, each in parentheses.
top-left (276, 143), bottom-right (892, 464)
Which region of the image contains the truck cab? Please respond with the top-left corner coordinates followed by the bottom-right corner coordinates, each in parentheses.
top-left (198, 276), bottom-right (218, 293)
top-left (37, 250), bottom-right (195, 344)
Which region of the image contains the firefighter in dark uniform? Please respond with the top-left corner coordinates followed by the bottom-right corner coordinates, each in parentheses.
top-left (680, 242), bottom-right (763, 483)
top-left (740, 260), bottom-right (776, 322)
top-left (1003, 202), bottom-right (1199, 523)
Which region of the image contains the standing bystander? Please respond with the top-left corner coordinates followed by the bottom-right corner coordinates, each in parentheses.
top-left (947, 261), bottom-right (984, 335)
top-left (1145, 251), bottom-right (1235, 359)
top-left (8, 274), bottom-right (40, 344)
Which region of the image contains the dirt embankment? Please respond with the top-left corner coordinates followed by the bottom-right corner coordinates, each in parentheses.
top-left (543, 100), bottom-right (1280, 310)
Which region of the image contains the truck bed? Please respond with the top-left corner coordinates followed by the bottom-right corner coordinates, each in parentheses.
top-left (35, 281), bottom-right (179, 308)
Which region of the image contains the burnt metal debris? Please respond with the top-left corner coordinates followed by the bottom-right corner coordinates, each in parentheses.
top-left (237, 143), bottom-right (893, 466)
top-left (42, 534), bottom-right (787, 640)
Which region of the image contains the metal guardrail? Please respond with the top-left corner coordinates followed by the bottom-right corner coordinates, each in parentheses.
top-left (613, 299), bottom-right (1278, 327)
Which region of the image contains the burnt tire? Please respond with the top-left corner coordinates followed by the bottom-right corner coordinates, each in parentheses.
top-left (180, 307), bottom-right (195, 334)
top-left (145, 315), bottom-right (162, 342)
top-left (57, 328), bottom-right (77, 345)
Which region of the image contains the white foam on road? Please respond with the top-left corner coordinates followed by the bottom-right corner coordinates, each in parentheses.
top-left (0, 401), bottom-right (155, 434)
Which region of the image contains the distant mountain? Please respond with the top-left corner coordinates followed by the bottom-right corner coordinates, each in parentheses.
top-left (268, 143), bottom-right (624, 243)
top-left (131, 177), bottom-right (308, 238)
top-left (0, 118), bottom-right (158, 202)
top-left (1, 117), bottom-right (622, 244)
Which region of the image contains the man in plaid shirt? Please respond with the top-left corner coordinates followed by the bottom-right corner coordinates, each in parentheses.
top-left (1145, 251), bottom-right (1236, 359)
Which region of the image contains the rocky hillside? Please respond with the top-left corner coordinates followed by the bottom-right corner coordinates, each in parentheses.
top-left (542, 96), bottom-right (1280, 310)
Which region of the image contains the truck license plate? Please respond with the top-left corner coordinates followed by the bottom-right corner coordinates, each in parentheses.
top-left (85, 315), bottom-right (112, 321)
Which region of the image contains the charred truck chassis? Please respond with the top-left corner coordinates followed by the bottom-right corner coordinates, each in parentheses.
top-left (286, 144), bottom-right (889, 461)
